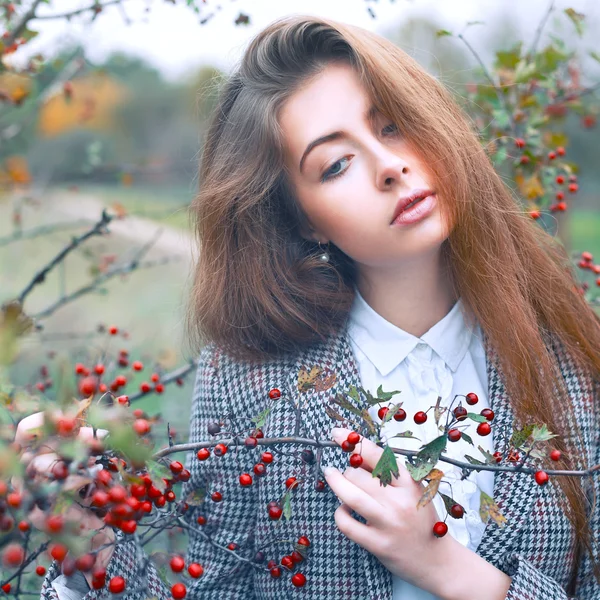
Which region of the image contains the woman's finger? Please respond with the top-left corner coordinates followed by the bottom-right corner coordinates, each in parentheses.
top-left (324, 466), bottom-right (389, 527)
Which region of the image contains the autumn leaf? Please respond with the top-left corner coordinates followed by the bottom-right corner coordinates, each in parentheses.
top-left (417, 468), bottom-right (444, 509)
top-left (372, 445), bottom-right (400, 487)
top-left (510, 423), bottom-right (536, 449)
top-left (360, 408), bottom-right (379, 438)
top-left (480, 490), bottom-right (507, 528)
top-left (331, 393), bottom-right (364, 418)
top-left (439, 491), bottom-right (463, 518)
top-left (325, 405), bottom-right (345, 423)
top-left (564, 8), bottom-right (585, 37)
top-left (297, 366), bottom-right (322, 392)
top-left (314, 370), bottom-right (337, 392)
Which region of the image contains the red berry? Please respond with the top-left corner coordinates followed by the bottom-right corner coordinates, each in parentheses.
top-left (169, 461), bottom-right (183, 474)
top-left (515, 138), bottom-right (525, 148)
top-left (2, 584), bottom-right (10, 593)
top-left (94, 364), bottom-right (105, 375)
top-left (477, 422), bottom-right (491, 436)
top-left (268, 388), bottom-right (281, 399)
top-left (347, 431), bottom-right (361, 445)
top-left (493, 451), bottom-right (503, 463)
top-left (466, 392), bottom-right (478, 405)
top-left (314, 479), bottom-right (326, 492)
top-left (109, 326), bottom-right (118, 335)
top-left (227, 542), bottom-right (238, 551)
top-left (268, 505), bottom-right (282, 520)
top-left (453, 406), bottom-right (467, 421)
top-left (50, 543), bottom-right (68, 562)
top-left (115, 375), bottom-right (127, 386)
top-left (120, 520), bottom-right (137, 534)
top-left (132, 408), bottom-right (144, 419)
top-left (568, 183), bottom-right (578, 193)
top-left (197, 448), bottom-right (210, 460)
top-left (253, 463), bottom-right (266, 476)
top-left (132, 361), bottom-right (143, 371)
top-left (281, 555), bottom-right (294, 569)
top-left (108, 485), bottom-right (127, 503)
top-left (2, 543), bottom-right (25, 567)
top-left (18, 520), bottom-right (30, 532)
top-left (520, 155), bottom-right (530, 164)
top-left (36, 565), bottom-right (47, 576)
top-left (151, 373), bottom-right (160, 383)
top-left (154, 383), bottom-right (164, 394)
top-left (349, 454), bottom-right (363, 468)
top-left (529, 209), bottom-right (541, 219)
top-left (557, 201), bottom-right (567, 211)
top-left (393, 408), bottom-right (407, 421)
top-left (548, 151), bottom-right (556, 160)
top-left (297, 535), bottom-right (311, 547)
top-left (239, 473), bottom-right (253, 487)
top-left (557, 146), bottom-right (565, 156)
top-left (581, 251), bottom-right (593, 262)
top-left (550, 449), bottom-right (562, 461)
top-left (75, 553), bottom-right (96, 572)
top-left (291, 550), bottom-right (304, 564)
top-left (450, 504), bottom-right (464, 518)
top-left (535, 470), bottom-right (549, 486)
top-left (7, 492), bottom-right (21, 508)
top-left (480, 408), bottom-right (495, 421)
top-left (448, 428), bottom-right (461, 442)
top-left (52, 460), bottom-right (69, 480)
top-left (188, 563), bottom-right (204, 578)
top-left (211, 491), bottom-right (222, 502)
top-left (46, 514), bottom-right (64, 533)
top-left (433, 521), bottom-right (448, 537)
top-left (214, 443), bottom-right (227, 457)
top-left (170, 555), bottom-right (185, 572)
top-left (92, 490), bottom-right (110, 507)
top-left (270, 566), bottom-right (282, 578)
top-left (171, 583), bottom-right (186, 599)
top-left (108, 575), bottom-right (125, 594)
top-left (291, 572), bottom-right (307, 587)
top-left (556, 175), bottom-right (565, 184)
top-left (133, 419), bottom-right (151, 435)
top-left (196, 516), bottom-right (206, 526)
top-left (414, 411), bottom-right (427, 424)
top-left (79, 376), bottom-right (98, 396)
top-left (556, 191), bottom-right (565, 200)
top-left (75, 363), bottom-right (86, 375)
top-left (341, 440), bottom-right (355, 452)
top-left (285, 477), bottom-right (298, 490)
top-left (377, 406), bottom-right (389, 421)
top-left (245, 436), bottom-right (258, 448)
top-left (140, 381), bottom-right (151, 394)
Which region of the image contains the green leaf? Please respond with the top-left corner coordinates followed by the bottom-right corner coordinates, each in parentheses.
top-left (251, 406), bottom-right (272, 429)
top-left (332, 393), bottom-right (364, 418)
top-left (282, 491), bottom-right (292, 520)
top-left (439, 491), bottom-right (463, 518)
top-left (536, 44), bottom-right (570, 74)
top-left (510, 423), bottom-right (535, 449)
top-left (146, 460), bottom-right (172, 493)
top-left (461, 431), bottom-right (474, 446)
top-left (514, 59), bottom-right (539, 84)
top-left (564, 8), bottom-right (585, 37)
top-left (467, 412), bottom-right (487, 423)
top-left (477, 444), bottom-right (497, 464)
top-left (376, 385), bottom-right (402, 402)
top-left (464, 454), bottom-right (485, 467)
top-left (361, 408), bottom-right (379, 438)
top-left (491, 109), bottom-right (510, 129)
top-left (347, 385), bottom-right (360, 404)
top-left (590, 51), bottom-right (600, 64)
top-left (372, 445), bottom-right (400, 487)
top-left (405, 459), bottom-right (435, 482)
top-left (436, 29), bottom-right (453, 38)
top-left (382, 402), bottom-right (403, 424)
top-left (388, 431), bottom-right (420, 441)
top-left (530, 423), bottom-right (558, 443)
top-left (417, 435), bottom-right (447, 465)
top-left (494, 42), bottom-right (522, 70)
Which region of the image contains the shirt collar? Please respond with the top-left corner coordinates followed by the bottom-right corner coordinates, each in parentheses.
top-left (346, 286), bottom-right (475, 377)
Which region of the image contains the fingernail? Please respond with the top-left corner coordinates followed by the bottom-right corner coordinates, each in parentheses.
top-left (321, 465), bottom-right (336, 476)
top-left (330, 427), bottom-right (344, 439)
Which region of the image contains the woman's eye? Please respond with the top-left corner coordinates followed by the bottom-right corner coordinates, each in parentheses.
top-left (382, 123), bottom-right (399, 136)
top-left (321, 157), bottom-right (349, 183)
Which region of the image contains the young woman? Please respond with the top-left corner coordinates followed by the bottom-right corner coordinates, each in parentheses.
top-left (40, 14), bottom-right (600, 600)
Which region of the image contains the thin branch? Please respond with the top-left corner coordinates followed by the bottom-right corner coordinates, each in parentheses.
top-left (526, 0), bottom-right (556, 60)
top-left (16, 210), bottom-right (113, 306)
top-left (32, 0), bottom-right (125, 21)
top-left (127, 360), bottom-right (198, 404)
top-left (0, 219), bottom-right (95, 248)
top-left (3, 0), bottom-right (45, 48)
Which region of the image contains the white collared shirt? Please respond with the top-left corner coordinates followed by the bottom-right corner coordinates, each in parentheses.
top-left (346, 288), bottom-right (495, 600)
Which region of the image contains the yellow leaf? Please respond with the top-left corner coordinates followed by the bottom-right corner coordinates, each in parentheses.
top-left (297, 365), bottom-right (322, 392)
top-left (314, 371), bottom-right (337, 392)
top-left (417, 468), bottom-right (444, 509)
top-left (520, 175), bottom-right (544, 200)
top-left (480, 490), bottom-right (507, 528)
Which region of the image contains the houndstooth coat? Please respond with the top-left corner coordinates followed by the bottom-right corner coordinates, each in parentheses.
top-left (41, 323), bottom-right (600, 600)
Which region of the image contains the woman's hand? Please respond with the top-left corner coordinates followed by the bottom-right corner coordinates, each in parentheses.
top-left (323, 427), bottom-right (460, 597)
top-left (12, 411), bottom-right (116, 583)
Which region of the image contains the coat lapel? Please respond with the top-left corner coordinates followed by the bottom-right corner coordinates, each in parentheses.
top-left (276, 323), bottom-right (538, 598)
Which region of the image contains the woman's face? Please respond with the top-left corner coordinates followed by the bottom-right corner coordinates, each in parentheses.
top-left (280, 62), bottom-right (452, 271)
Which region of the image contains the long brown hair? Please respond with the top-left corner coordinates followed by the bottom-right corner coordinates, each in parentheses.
top-left (185, 15), bottom-right (600, 584)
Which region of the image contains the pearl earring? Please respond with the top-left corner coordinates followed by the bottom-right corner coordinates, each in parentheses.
top-left (318, 241), bottom-right (330, 263)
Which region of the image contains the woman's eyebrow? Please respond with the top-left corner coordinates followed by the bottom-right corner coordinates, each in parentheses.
top-left (298, 103), bottom-right (380, 174)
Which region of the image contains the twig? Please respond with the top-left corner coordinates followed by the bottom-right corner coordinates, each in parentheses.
top-left (127, 360), bottom-right (197, 405)
top-left (32, 0), bottom-right (125, 21)
top-left (526, 0), bottom-right (556, 60)
top-left (3, 0), bottom-right (45, 48)
top-left (16, 210), bottom-right (113, 306)
top-left (0, 219), bottom-right (95, 248)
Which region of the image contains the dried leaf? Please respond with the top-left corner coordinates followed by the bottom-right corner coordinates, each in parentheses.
top-left (480, 490), bottom-right (507, 528)
top-left (297, 366), bottom-right (322, 392)
top-left (433, 396), bottom-right (443, 427)
top-left (360, 408), bottom-right (378, 438)
top-left (510, 424), bottom-right (536, 449)
top-left (332, 393), bottom-right (364, 418)
top-left (417, 468), bottom-right (444, 509)
top-left (325, 405), bottom-right (345, 423)
top-left (314, 371), bottom-right (337, 392)
top-left (439, 491), bottom-right (463, 519)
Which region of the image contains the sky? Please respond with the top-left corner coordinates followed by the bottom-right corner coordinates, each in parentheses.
top-left (11, 0), bottom-right (600, 82)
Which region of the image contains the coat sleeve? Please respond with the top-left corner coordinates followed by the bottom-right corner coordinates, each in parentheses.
top-left (500, 395), bottom-right (600, 600)
top-left (40, 343), bottom-right (260, 600)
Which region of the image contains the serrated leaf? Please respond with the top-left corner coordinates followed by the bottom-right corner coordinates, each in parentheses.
top-left (436, 29), bottom-right (452, 38)
top-left (347, 385), bottom-right (361, 403)
top-left (375, 385), bottom-right (402, 402)
top-left (185, 487), bottom-right (206, 507)
top-left (325, 405), bottom-right (345, 422)
top-left (467, 412), bottom-right (487, 423)
top-left (477, 445), bottom-right (497, 464)
top-left (297, 366), bottom-right (322, 392)
top-left (494, 42), bottom-right (522, 70)
top-left (536, 44), bottom-right (570, 73)
top-left (417, 435), bottom-right (447, 465)
top-left (388, 431), bottom-right (420, 441)
top-left (372, 445), bottom-right (400, 487)
top-left (464, 454), bottom-right (485, 467)
top-left (405, 460), bottom-right (435, 483)
top-left (332, 393), bottom-right (364, 418)
top-left (417, 468), bottom-right (444, 509)
top-left (361, 408), bottom-right (378, 438)
top-left (480, 490), bottom-right (506, 528)
top-left (564, 8), bottom-right (585, 37)
top-left (510, 424), bottom-right (535, 449)
top-left (251, 406), bottom-right (272, 429)
top-left (530, 423), bottom-right (557, 443)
